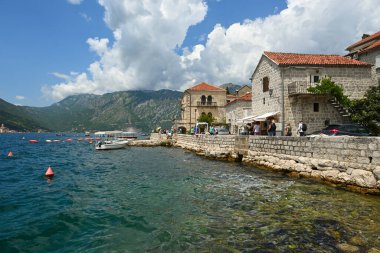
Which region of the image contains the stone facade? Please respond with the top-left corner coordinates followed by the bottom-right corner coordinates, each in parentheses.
top-left (225, 97), bottom-right (252, 135)
top-left (251, 54), bottom-right (373, 135)
top-left (175, 83), bottom-right (227, 133)
top-left (352, 48), bottom-right (380, 86)
top-left (236, 85), bottom-right (252, 97)
top-left (172, 133), bottom-right (380, 194)
top-left (345, 32), bottom-right (380, 86)
top-left (0, 124), bottom-right (10, 133)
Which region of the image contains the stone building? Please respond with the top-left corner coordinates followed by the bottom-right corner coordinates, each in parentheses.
top-left (225, 92), bottom-right (252, 134)
top-left (175, 82), bottom-right (227, 133)
top-left (235, 85), bottom-right (252, 97)
top-left (250, 51), bottom-right (372, 135)
top-left (345, 31), bottom-right (380, 85)
top-left (0, 123), bottom-right (10, 133)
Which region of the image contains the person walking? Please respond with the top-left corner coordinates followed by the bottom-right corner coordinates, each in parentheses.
top-left (253, 122), bottom-right (260, 135)
top-left (285, 123), bottom-right (292, 136)
top-left (297, 120), bottom-right (307, 136)
top-left (267, 119), bottom-right (276, 136)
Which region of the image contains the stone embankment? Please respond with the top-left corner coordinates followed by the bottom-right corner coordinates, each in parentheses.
top-left (172, 133), bottom-right (380, 194)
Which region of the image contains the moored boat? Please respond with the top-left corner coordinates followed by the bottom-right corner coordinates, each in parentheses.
top-left (94, 131), bottom-right (129, 150)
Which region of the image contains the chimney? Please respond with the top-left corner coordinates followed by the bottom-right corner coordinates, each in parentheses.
top-left (362, 34), bottom-right (370, 39)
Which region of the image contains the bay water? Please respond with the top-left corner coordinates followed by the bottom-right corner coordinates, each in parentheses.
top-left (1, 133), bottom-right (379, 252)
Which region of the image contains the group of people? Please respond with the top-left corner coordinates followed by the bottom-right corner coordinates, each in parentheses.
top-left (242, 119), bottom-right (307, 137)
top-left (282, 120), bottom-right (308, 136)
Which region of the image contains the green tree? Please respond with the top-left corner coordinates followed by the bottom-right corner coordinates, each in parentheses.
top-left (349, 84), bottom-right (380, 135)
top-left (307, 77), bottom-right (351, 107)
top-left (197, 113), bottom-right (214, 125)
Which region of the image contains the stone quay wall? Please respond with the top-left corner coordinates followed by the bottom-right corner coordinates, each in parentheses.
top-left (175, 134), bottom-right (235, 158)
top-left (171, 134), bottom-right (380, 194)
top-left (246, 136), bottom-right (380, 193)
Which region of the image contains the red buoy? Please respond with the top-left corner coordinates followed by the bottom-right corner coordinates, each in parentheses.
top-left (45, 166), bottom-right (54, 177)
top-left (29, 140), bottom-right (38, 143)
top-left (7, 151), bottom-right (13, 157)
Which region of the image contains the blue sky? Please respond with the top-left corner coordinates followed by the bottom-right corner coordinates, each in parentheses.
top-left (0, 0), bottom-right (379, 107)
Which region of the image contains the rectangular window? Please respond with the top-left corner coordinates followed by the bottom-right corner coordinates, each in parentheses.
top-left (313, 103), bottom-right (319, 112)
top-left (263, 77), bottom-right (269, 92)
top-left (263, 98), bottom-right (265, 104)
top-left (310, 75), bottom-right (320, 84)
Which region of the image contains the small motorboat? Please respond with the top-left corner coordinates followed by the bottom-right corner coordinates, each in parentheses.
top-left (29, 140), bottom-right (38, 143)
top-left (95, 140), bottom-right (128, 150)
top-left (94, 131), bottom-right (129, 150)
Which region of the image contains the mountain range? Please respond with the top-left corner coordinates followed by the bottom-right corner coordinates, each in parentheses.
top-left (1, 84), bottom-right (243, 133)
top-left (0, 90), bottom-right (183, 133)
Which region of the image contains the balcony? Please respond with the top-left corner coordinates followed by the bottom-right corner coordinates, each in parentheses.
top-left (197, 101), bottom-right (217, 106)
top-left (288, 81), bottom-right (315, 96)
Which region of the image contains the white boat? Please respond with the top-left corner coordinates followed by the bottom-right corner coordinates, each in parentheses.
top-left (94, 131), bottom-right (129, 150)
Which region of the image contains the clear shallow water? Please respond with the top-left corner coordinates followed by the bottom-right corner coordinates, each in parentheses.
top-left (0, 133), bottom-right (379, 253)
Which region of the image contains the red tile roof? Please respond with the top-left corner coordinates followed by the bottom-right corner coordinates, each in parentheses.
top-left (189, 82), bottom-right (226, 91)
top-left (346, 31), bottom-right (380, 51)
top-left (226, 92), bottom-right (252, 106)
top-left (361, 39), bottom-right (380, 53)
top-left (264, 51), bottom-right (370, 67)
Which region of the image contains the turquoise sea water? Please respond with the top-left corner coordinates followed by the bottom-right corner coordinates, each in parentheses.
top-left (0, 133), bottom-right (380, 253)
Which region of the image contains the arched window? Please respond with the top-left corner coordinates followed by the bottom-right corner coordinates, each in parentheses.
top-left (201, 112), bottom-right (206, 116)
top-left (207, 95), bottom-right (213, 105)
top-left (201, 95), bottom-right (206, 105)
top-left (263, 77), bottom-right (269, 92)
top-left (208, 112), bottom-right (213, 118)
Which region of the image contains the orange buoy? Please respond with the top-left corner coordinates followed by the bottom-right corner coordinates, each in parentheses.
top-left (7, 151), bottom-right (13, 157)
top-left (45, 166), bottom-right (54, 177)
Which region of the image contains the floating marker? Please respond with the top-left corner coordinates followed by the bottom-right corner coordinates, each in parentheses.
top-left (7, 151), bottom-right (13, 157)
top-left (29, 140), bottom-right (38, 143)
top-left (45, 166), bottom-right (54, 177)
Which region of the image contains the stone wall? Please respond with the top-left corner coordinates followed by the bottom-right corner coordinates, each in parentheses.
top-left (175, 134), bottom-right (235, 158)
top-left (225, 100), bottom-right (252, 134)
top-left (172, 133), bottom-right (380, 193)
top-left (247, 136), bottom-right (380, 192)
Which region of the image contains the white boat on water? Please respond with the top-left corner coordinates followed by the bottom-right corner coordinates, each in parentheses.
top-left (94, 131), bottom-right (129, 150)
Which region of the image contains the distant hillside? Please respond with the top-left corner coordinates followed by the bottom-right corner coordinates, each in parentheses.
top-left (0, 99), bottom-right (47, 131)
top-left (1, 90), bottom-right (182, 132)
top-left (219, 83), bottom-right (242, 94)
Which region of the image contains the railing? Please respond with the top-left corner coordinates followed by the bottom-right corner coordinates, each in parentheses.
top-left (197, 101), bottom-right (217, 106)
top-left (288, 81), bottom-right (315, 95)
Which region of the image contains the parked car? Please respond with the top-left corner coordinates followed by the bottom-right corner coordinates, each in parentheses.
top-left (215, 128), bottom-right (230, 135)
top-left (313, 124), bottom-right (374, 136)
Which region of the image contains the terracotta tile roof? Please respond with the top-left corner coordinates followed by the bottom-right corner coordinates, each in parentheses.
top-left (361, 39), bottom-right (380, 52)
top-left (264, 51), bottom-right (371, 67)
top-left (226, 92), bottom-right (252, 106)
top-left (346, 31), bottom-right (380, 50)
top-left (189, 82), bottom-right (226, 91)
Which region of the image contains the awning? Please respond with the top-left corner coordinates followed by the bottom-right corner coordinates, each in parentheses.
top-left (237, 115), bottom-right (259, 124)
top-left (253, 111), bottom-right (280, 121)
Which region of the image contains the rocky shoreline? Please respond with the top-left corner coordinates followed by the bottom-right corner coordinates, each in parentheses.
top-left (137, 134), bottom-right (380, 195)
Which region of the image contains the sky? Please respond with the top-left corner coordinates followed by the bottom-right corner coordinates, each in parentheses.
top-left (0, 0), bottom-right (379, 107)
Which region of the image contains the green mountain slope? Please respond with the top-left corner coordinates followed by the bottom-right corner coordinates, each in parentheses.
top-left (0, 99), bottom-right (48, 131)
top-left (1, 90), bottom-right (182, 132)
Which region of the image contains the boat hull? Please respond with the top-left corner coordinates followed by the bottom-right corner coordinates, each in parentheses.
top-left (95, 141), bottom-right (128, 150)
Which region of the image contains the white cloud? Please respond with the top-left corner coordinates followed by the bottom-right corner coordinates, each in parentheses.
top-left (51, 72), bottom-right (71, 81)
top-left (67, 0), bottom-right (83, 5)
top-left (15, 95), bottom-right (25, 100)
top-left (80, 12), bottom-right (92, 22)
top-left (43, 0), bottom-right (380, 101)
